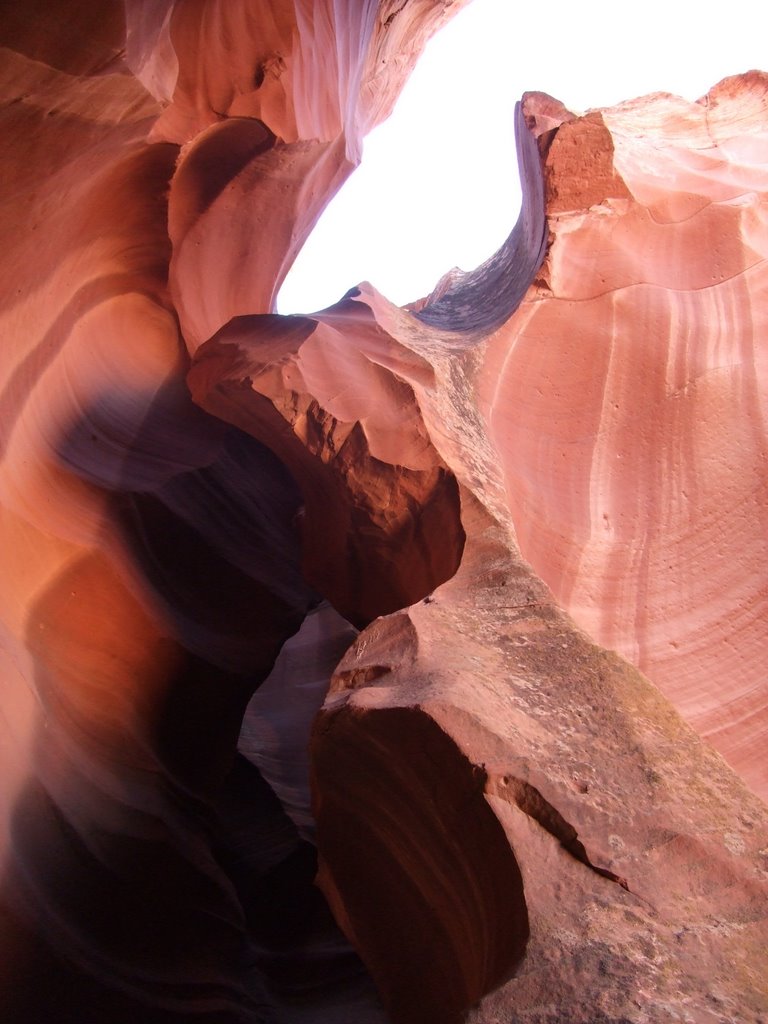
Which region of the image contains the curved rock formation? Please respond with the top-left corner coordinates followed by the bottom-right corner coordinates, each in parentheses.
top-left (0, 2), bottom-right (468, 1020)
top-left (188, 303), bottom-right (466, 626)
top-left (1, 3), bottom-right (767, 1024)
top-left (486, 80), bottom-right (768, 797)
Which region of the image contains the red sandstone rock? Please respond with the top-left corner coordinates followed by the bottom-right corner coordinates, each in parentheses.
top-left (0, 3), bottom-right (467, 1020)
top-left (197, 270), bottom-right (768, 1021)
top-left (485, 80), bottom-right (768, 798)
top-left (0, 4), bottom-right (767, 1024)
top-left (188, 304), bottom-right (466, 625)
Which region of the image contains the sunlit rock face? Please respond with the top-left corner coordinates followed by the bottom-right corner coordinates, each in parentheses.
top-left (487, 80), bottom-right (768, 798)
top-left (1, 4), bottom-right (767, 1024)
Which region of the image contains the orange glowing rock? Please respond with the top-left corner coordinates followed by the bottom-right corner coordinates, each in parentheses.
top-left (0, 4), bottom-right (766, 1024)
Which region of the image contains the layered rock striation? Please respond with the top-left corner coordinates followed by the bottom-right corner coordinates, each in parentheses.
top-left (0, 3), bottom-right (767, 1024)
top-left (489, 81), bottom-right (768, 798)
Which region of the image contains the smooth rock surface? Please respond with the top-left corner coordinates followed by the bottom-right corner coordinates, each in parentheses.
top-left (486, 81), bottom-right (768, 797)
top-left (1, 4), bottom-right (767, 1024)
top-left (0, 3), bottom-right (468, 1021)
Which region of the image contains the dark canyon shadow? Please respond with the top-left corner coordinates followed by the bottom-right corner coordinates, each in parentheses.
top-left (0, 381), bottom-right (388, 1022)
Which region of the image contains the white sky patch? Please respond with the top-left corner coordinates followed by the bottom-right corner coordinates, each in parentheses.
top-left (277, 0), bottom-right (767, 314)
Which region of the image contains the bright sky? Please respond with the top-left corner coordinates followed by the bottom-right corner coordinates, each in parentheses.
top-left (277, 0), bottom-right (767, 314)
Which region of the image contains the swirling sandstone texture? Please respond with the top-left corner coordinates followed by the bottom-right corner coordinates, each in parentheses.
top-left (0, 3), bottom-right (767, 1024)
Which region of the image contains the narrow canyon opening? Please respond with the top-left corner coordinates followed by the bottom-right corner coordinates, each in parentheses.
top-left (4, 5), bottom-right (767, 1024)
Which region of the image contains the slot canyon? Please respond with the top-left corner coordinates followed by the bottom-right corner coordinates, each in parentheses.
top-left (0, 2), bottom-right (766, 1022)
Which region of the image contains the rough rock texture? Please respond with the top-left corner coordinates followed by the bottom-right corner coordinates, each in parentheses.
top-left (1, 3), bottom-right (767, 1024)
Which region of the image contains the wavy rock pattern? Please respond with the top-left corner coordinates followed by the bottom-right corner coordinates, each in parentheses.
top-left (0, 4), bottom-right (767, 1024)
top-left (488, 81), bottom-right (768, 796)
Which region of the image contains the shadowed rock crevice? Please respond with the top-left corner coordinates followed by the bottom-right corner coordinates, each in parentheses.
top-left (311, 705), bottom-right (530, 1024)
top-left (486, 773), bottom-right (630, 892)
top-left (214, 751), bottom-right (388, 1017)
top-left (188, 312), bottom-right (467, 628)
